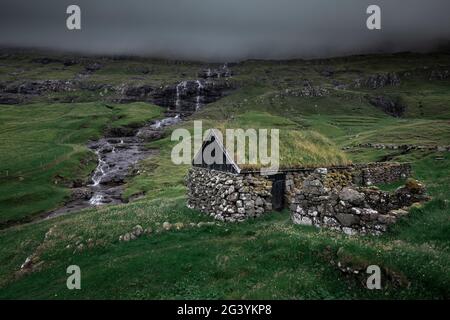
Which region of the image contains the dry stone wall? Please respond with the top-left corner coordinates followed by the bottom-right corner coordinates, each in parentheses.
top-left (290, 169), bottom-right (428, 235)
top-left (186, 167), bottom-right (273, 222)
top-left (356, 162), bottom-right (412, 186)
top-left (186, 162), bottom-right (415, 234)
top-left (285, 162), bottom-right (411, 205)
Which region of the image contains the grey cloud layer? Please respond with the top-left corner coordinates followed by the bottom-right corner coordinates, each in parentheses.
top-left (1, 0), bottom-right (449, 61)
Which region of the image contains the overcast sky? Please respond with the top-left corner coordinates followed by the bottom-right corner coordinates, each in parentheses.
top-left (1, 0), bottom-right (450, 61)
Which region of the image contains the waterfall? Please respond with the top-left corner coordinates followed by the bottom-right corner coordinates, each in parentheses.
top-left (46, 66), bottom-right (232, 218)
top-left (195, 80), bottom-right (203, 110)
top-left (223, 63), bottom-right (231, 77)
top-left (196, 79), bottom-right (204, 89)
top-left (151, 114), bottom-right (181, 130)
top-left (89, 194), bottom-right (104, 206)
top-left (175, 81), bottom-right (187, 109)
top-left (151, 120), bottom-right (162, 129)
top-left (91, 149), bottom-right (108, 187)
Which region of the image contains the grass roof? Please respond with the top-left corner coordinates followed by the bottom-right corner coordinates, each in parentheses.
top-left (207, 127), bottom-right (350, 171)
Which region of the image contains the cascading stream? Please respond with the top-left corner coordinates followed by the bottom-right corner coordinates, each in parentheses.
top-left (46, 68), bottom-right (232, 219)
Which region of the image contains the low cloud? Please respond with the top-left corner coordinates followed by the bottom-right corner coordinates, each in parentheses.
top-left (1, 0), bottom-right (450, 61)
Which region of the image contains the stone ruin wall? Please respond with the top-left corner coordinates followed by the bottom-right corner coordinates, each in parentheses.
top-left (186, 162), bottom-right (418, 234)
top-left (285, 162), bottom-right (412, 205)
top-left (290, 168), bottom-right (428, 235)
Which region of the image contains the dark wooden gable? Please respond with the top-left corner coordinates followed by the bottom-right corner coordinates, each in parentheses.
top-left (192, 130), bottom-right (240, 173)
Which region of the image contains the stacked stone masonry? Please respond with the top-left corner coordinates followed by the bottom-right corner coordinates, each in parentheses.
top-left (285, 162), bottom-right (411, 205)
top-left (186, 162), bottom-right (422, 234)
top-left (290, 169), bottom-right (428, 235)
top-left (186, 168), bottom-right (273, 222)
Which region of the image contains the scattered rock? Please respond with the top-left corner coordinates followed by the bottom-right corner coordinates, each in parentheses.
top-left (174, 222), bottom-right (184, 230)
top-left (132, 225), bottom-right (144, 237)
top-left (355, 73), bottom-right (401, 89)
top-left (281, 80), bottom-right (329, 98)
top-left (20, 256), bottom-right (33, 270)
top-left (122, 233), bottom-right (131, 242)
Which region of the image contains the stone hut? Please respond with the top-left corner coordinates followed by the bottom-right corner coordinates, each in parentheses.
top-left (186, 130), bottom-right (420, 233)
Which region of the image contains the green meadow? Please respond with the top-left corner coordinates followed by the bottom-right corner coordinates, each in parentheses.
top-left (0, 102), bottom-right (162, 224)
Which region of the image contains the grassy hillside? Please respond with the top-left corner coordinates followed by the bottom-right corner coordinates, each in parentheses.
top-left (0, 152), bottom-right (448, 299)
top-left (0, 102), bottom-right (162, 224)
top-left (0, 50), bottom-right (449, 299)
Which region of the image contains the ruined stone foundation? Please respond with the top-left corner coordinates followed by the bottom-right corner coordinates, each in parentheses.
top-left (290, 169), bottom-right (429, 235)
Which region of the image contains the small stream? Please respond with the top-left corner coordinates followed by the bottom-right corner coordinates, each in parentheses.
top-left (45, 64), bottom-right (232, 219)
top-left (88, 116), bottom-right (181, 206)
top-left (46, 115), bottom-right (181, 219)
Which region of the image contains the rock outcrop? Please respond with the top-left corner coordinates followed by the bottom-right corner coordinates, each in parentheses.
top-left (354, 73), bottom-right (401, 89)
top-left (368, 95), bottom-right (406, 117)
top-left (1, 80), bottom-right (76, 95)
top-left (116, 79), bottom-right (235, 116)
top-left (198, 65), bottom-right (233, 79)
top-left (280, 80), bottom-right (329, 98)
top-left (430, 69), bottom-right (449, 80)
